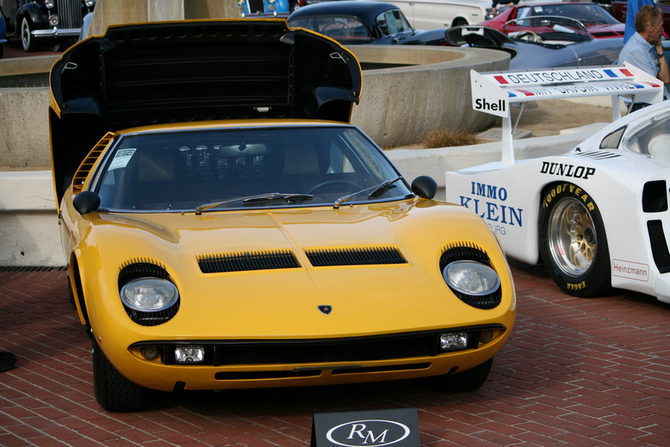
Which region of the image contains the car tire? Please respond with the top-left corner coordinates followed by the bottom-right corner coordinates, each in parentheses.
top-left (0, 43), bottom-right (4, 59)
top-left (21, 17), bottom-right (37, 52)
top-left (68, 279), bottom-right (75, 308)
top-left (432, 358), bottom-right (493, 392)
top-left (539, 183), bottom-right (611, 297)
top-left (92, 339), bottom-right (147, 412)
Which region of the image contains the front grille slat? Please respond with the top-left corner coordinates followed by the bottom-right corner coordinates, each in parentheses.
top-left (198, 250), bottom-right (300, 273)
top-left (57, 0), bottom-right (82, 29)
top-left (306, 246), bottom-right (407, 267)
top-left (198, 246), bottom-right (407, 273)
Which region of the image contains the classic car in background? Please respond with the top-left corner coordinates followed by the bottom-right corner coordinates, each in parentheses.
top-left (50, 19), bottom-right (516, 412)
top-left (446, 65), bottom-right (670, 302)
top-left (237, 0), bottom-right (290, 17)
top-left (287, 1), bottom-right (449, 45)
top-left (369, 0), bottom-right (491, 29)
top-left (6, 0), bottom-right (96, 51)
top-left (612, 0), bottom-right (670, 34)
top-left (480, 2), bottom-right (625, 38)
top-left (0, 6), bottom-right (6, 58)
top-left (446, 17), bottom-right (623, 69)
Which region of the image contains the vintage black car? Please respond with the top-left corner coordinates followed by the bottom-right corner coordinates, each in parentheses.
top-left (0, 6), bottom-right (7, 58)
top-left (287, 1), bottom-right (449, 45)
top-left (7, 0), bottom-right (95, 51)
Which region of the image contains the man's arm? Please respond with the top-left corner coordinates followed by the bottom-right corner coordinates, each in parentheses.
top-left (655, 42), bottom-right (670, 84)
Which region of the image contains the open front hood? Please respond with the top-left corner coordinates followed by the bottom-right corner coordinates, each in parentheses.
top-left (49, 19), bottom-right (362, 203)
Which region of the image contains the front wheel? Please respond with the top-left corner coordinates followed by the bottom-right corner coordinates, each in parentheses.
top-left (21, 17), bottom-right (38, 52)
top-left (432, 358), bottom-right (493, 392)
top-left (539, 183), bottom-right (611, 297)
top-left (92, 339), bottom-right (147, 412)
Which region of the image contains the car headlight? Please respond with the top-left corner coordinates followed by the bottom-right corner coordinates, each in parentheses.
top-left (85, 0), bottom-right (96, 7)
top-left (121, 277), bottom-right (179, 312)
top-left (46, 0), bottom-right (55, 9)
top-left (439, 243), bottom-right (503, 310)
top-left (443, 261), bottom-right (500, 296)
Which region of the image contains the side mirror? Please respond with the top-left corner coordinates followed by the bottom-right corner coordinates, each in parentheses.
top-left (73, 191), bottom-right (100, 215)
top-left (411, 176), bottom-right (437, 199)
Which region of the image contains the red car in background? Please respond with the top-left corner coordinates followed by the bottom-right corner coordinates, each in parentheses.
top-left (612, 0), bottom-right (670, 34)
top-left (480, 2), bottom-right (625, 38)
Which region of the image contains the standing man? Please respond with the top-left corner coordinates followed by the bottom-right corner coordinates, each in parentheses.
top-left (624, 0), bottom-right (655, 44)
top-left (619, 5), bottom-right (668, 111)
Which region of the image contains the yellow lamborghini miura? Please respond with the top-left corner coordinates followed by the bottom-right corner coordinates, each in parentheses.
top-left (50, 19), bottom-right (516, 412)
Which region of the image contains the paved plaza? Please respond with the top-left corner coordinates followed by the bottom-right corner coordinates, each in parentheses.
top-left (1, 262), bottom-right (669, 446)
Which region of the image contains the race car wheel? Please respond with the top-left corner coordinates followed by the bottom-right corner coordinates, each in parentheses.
top-left (432, 358), bottom-right (493, 392)
top-left (21, 17), bottom-right (38, 52)
top-left (92, 339), bottom-right (147, 412)
top-left (539, 183), bottom-right (611, 297)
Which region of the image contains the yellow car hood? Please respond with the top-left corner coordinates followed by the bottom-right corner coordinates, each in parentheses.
top-left (78, 199), bottom-right (515, 340)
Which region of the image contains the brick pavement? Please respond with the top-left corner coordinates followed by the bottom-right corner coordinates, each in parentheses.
top-left (1, 264), bottom-right (669, 446)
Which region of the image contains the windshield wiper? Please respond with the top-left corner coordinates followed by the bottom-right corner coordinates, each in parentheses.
top-left (196, 193), bottom-right (313, 214)
top-left (242, 193), bottom-right (313, 206)
top-left (333, 177), bottom-right (403, 209)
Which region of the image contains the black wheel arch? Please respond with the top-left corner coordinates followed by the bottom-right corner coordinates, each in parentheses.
top-left (69, 254), bottom-right (93, 338)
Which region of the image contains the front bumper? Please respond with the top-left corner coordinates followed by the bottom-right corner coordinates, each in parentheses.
top-left (108, 324), bottom-right (512, 391)
top-left (32, 27), bottom-right (81, 38)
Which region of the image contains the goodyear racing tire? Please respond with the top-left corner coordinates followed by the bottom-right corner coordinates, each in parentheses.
top-left (432, 358), bottom-right (493, 392)
top-left (539, 183), bottom-right (611, 297)
top-left (92, 339), bottom-right (147, 412)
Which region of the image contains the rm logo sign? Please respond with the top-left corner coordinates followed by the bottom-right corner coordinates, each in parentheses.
top-left (311, 408), bottom-right (420, 447)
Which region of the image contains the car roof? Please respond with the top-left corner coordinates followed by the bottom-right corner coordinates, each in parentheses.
top-left (289, 1), bottom-right (397, 21)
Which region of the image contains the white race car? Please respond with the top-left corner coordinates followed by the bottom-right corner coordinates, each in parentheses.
top-left (446, 64), bottom-right (670, 302)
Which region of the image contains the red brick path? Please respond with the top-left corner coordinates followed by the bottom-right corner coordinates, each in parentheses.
top-left (1, 264), bottom-right (669, 446)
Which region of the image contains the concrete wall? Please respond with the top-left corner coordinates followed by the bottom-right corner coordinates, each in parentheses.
top-left (350, 46), bottom-right (506, 148)
top-left (0, 0), bottom-right (510, 266)
top-left (0, 46), bottom-right (508, 170)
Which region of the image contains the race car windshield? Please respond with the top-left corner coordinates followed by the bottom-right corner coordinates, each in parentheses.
top-left (94, 126), bottom-right (411, 212)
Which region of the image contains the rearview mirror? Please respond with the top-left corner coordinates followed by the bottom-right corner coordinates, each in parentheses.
top-left (73, 191), bottom-right (100, 215)
top-left (411, 176), bottom-right (437, 199)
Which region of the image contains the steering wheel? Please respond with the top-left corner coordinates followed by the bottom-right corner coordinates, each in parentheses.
top-left (515, 30), bottom-right (542, 43)
top-left (320, 23), bottom-right (350, 36)
top-left (307, 179), bottom-right (361, 194)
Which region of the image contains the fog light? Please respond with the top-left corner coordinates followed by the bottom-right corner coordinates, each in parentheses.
top-left (45, 0), bottom-right (55, 8)
top-left (439, 333), bottom-right (468, 351)
top-left (174, 346), bottom-right (205, 364)
top-left (49, 15), bottom-right (59, 27)
top-left (480, 330), bottom-right (495, 344)
top-left (141, 346), bottom-right (161, 361)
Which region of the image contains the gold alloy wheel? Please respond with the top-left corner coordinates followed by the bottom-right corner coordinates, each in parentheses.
top-left (547, 197), bottom-right (596, 277)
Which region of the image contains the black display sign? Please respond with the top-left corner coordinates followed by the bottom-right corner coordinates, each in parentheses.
top-left (311, 407), bottom-right (420, 447)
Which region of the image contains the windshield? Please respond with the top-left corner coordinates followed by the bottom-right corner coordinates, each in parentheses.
top-left (517, 3), bottom-right (618, 25)
top-left (375, 9), bottom-right (413, 35)
top-left (288, 16), bottom-right (373, 42)
top-left (624, 112), bottom-right (670, 161)
top-left (95, 126), bottom-right (412, 212)
top-left (504, 15), bottom-right (591, 42)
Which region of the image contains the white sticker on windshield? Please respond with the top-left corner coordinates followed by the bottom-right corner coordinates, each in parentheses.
top-left (108, 148), bottom-right (136, 170)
